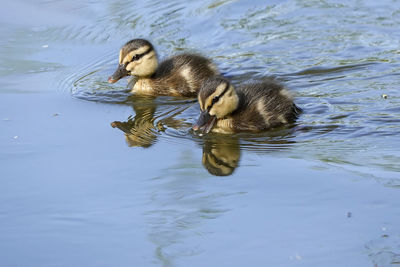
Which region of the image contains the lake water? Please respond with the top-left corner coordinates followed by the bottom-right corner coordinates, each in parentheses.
top-left (1, 0), bottom-right (400, 266)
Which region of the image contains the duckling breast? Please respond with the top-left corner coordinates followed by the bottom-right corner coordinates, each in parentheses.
top-left (211, 118), bottom-right (235, 134)
top-left (131, 79), bottom-right (154, 95)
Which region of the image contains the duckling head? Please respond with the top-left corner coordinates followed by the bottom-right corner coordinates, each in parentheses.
top-left (108, 39), bottom-right (158, 83)
top-left (193, 77), bottom-right (239, 134)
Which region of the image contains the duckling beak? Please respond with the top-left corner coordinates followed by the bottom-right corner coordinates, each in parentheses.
top-left (193, 110), bottom-right (217, 134)
top-left (108, 64), bottom-right (129, 83)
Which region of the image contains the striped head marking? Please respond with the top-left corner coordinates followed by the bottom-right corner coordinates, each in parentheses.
top-left (109, 39), bottom-right (158, 83)
top-left (198, 77), bottom-right (239, 118)
top-left (194, 77), bottom-right (239, 134)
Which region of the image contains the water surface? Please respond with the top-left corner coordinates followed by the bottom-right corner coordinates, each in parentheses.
top-left (1, 0), bottom-right (400, 266)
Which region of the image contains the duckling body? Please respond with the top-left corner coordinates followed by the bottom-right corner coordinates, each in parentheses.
top-left (108, 39), bottom-right (219, 97)
top-left (193, 77), bottom-right (301, 134)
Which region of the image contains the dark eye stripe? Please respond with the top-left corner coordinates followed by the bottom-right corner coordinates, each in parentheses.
top-left (212, 95), bottom-right (220, 104)
top-left (208, 83), bottom-right (229, 110)
top-left (126, 47), bottom-right (153, 65)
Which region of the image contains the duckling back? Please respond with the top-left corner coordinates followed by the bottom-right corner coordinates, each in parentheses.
top-left (232, 79), bottom-right (301, 131)
top-left (148, 54), bottom-right (219, 97)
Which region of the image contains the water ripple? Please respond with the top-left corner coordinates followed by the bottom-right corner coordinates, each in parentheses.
top-left (48, 0), bottom-right (400, 181)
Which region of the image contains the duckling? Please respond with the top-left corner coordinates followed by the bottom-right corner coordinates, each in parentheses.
top-left (193, 76), bottom-right (301, 134)
top-left (108, 39), bottom-right (219, 97)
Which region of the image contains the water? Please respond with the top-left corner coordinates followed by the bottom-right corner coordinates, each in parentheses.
top-left (1, 0), bottom-right (400, 266)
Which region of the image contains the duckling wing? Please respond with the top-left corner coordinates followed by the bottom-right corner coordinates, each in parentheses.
top-left (232, 81), bottom-right (300, 131)
top-left (154, 54), bottom-right (219, 96)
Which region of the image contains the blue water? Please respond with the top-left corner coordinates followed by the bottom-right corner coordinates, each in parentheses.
top-left (1, 0), bottom-right (400, 266)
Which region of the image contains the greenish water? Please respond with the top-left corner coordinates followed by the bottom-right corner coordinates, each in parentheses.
top-left (1, 0), bottom-right (400, 266)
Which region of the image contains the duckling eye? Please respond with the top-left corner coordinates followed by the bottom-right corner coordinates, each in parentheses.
top-left (212, 95), bottom-right (220, 104)
top-left (131, 54), bottom-right (139, 61)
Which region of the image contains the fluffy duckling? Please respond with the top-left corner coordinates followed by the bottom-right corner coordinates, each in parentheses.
top-left (193, 76), bottom-right (301, 134)
top-left (108, 39), bottom-right (219, 97)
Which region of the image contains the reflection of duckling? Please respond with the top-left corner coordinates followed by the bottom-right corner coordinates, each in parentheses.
top-left (110, 96), bottom-right (161, 148)
top-left (111, 117), bottom-right (162, 148)
top-left (108, 39), bottom-right (219, 97)
top-left (202, 137), bottom-right (240, 176)
top-left (111, 96), bottom-right (194, 148)
top-left (193, 76), bottom-right (301, 134)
